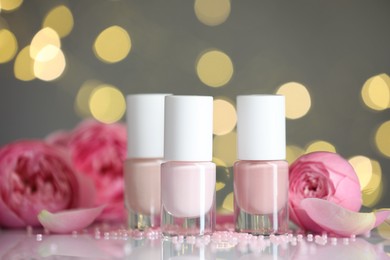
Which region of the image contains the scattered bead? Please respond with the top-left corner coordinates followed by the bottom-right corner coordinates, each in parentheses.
top-left (315, 235), bottom-right (327, 245)
top-left (36, 234), bottom-right (43, 242)
top-left (331, 237), bottom-right (337, 245)
top-left (343, 238), bottom-right (349, 245)
top-left (291, 237), bottom-right (297, 246)
top-left (307, 234), bottom-right (313, 242)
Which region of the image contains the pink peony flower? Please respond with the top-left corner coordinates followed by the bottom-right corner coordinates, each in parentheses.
top-left (45, 130), bottom-right (71, 149)
top-left (67, 120), bottom-right (127, 221)
top-left (289, 151), bottom-right (362, 232)
top-left (0, 140), bottom-right (95, 228)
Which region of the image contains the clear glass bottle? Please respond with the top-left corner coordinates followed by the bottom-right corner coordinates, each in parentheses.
top-left (124, 94), bottom-right (170, 230)
top-left (234, 95), bottom-right (289, 235)
top-left (161, 95), bottom-right (216, 237)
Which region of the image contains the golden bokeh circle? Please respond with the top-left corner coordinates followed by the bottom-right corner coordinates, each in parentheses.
top-left (33, 45), bottom-right (66, 81)
top-left (0, 29), bottom-right (18, 63)
top-left (194, 0), bottom-right (231, 26)
top-left (93, 26), bottom-right (131, 63)
top-left (0, 0), bottom-right (23, 11)
top-left (348, 155), bottom-right (373, 191)
top-left (213, 131), bottom-right (237, 167)
top-left (305, 140), bottom-right (336, 153)
top-left (89, 85), bottom-right (126, 124)
top-left (213, 98), bottom-right (237, 136)
top-left (375, 121), bottom-right (390, 158)
top-left (14, 45), bottom-right (35, 81)
top-left (361, 74), bottom-right (390, 111)
top-left (30, 27), bottom-right (61, 61)
top-left (196, 50), bottom-right (233, 88)
top-left (75, 80), bottom-right (102, 118)
top-left (276, 82), bottom-right (311, 119)
top-left (42, 5), bottom-right (74, 38)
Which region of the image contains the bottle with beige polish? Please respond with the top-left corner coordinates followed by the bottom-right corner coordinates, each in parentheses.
top-left (124, 94), bottom-right (170, 230)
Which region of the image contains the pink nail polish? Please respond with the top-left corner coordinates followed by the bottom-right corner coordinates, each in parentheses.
top-left (124, 94), bottom-right (170, 229)
top-left (161, 95), bottom-right (216, 237)
top-left (234, 95), bottom-right (289, 235)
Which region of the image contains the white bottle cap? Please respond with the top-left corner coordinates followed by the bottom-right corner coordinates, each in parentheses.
top-left (126, 94), bottom-right (171, 158)
top-left (164, 95), bottom-right (213, 161)
top-left (237, 95), bottom-right (286, 160)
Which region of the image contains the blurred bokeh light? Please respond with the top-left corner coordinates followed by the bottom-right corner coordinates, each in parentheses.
top-left (349, 156), bottom-right (383, 207)
top-left (196, 49), bottom-right (233, 88)
top-left (306, 140), bottom-right (336, 153)
top-left (30, 27), bottom-right (61, 61)
top-left (194, 0), bottom-right (231, 26)
top-left (222, 192), bottom-right (234, 212)
top-left (42, 5), bottom-right (74, 38)
top-left (375, 121), bottom-right (390, 158)
top-left (14, 46), bottom-right (35, 81)
top-left (75, 80), bottom-right (102, 118)
top-left (0, 29), bottom-right (18, 63)
top-left (89, 84), bottom-right (126, 124)
top-left (33, 45), bottom-right (66, 81)
top-left (361, 159), bottom-right (383, 208)
top-left (361, 74), bottom-right (390, 111)
top-left (93, 26), bottom-right (131, 63)
top-left (213, 98), bottom-right (237, 136)
top-left (0, 0), bottom-right (23, 12)
top-left (349, 155), bottom-right (373, 191)
top-left (276, 82), bottom-right (311, 119)
top-left (213, 131), bottom-right (237, 167)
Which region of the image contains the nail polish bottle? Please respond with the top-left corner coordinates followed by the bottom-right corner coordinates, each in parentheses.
top-left (124, 94), bottom-right (170, 230)
top-left (234, 95), bottom-right (289, 235)
top-left (161, 95), bottom-right (216, 237)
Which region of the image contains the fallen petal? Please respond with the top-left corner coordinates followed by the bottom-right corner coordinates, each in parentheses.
top-left (373, 209), bottom-right (390, 228)
top-left (301, 198), bottom-right (376, 236)
top-left (38, 205), bottom-right (105, 234)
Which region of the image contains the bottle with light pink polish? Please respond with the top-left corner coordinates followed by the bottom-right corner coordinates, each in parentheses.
top-left (234, 95), bottom-right (289, 235)
top-left (124, 94), bottom-right (170, 230)
top-left (161, 95), bottom-right (216, 237)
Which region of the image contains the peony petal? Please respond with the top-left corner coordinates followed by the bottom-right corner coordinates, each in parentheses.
top-left (301, 198), bottom-right (376, 236)
top-left (38, 205), bottom-right (105, 234)
top-left (72, 172), bottom-right (96, 209)
top-left (373, 209), bottom-right (390, 228)
top-left (0, 196), bottom-right (25, 228)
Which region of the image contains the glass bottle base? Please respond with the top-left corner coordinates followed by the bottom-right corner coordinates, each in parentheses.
top-left (234, 206), bottom-right (288, 235)
top-left (161, 205), bottom-right (214, 237)
top-left (127, 208), bottom-right (160, 230)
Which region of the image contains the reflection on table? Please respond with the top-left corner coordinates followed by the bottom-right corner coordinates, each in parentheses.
top-left (1, 227), bottom-right (390, 259)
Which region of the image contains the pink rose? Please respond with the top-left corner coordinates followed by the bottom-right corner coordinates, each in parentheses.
top-left (0, 140), bottom-right (94, 228)
top-left (289, 151), bottom-right (362, 232)
top-left (67, 120), bottom-right (127, 221)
